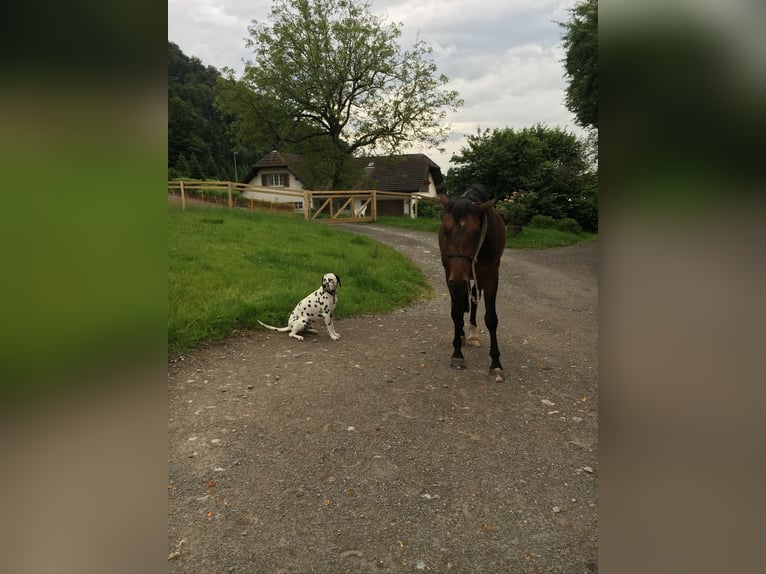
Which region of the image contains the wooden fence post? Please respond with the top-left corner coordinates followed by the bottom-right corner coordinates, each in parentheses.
top-left (180, 180), bottom-right (186, 210)
top-left (227, 182), bottom-right (233, 208)
top-left (304, 190), bottom-right (310, 221)
top-left (372, 190), bottom-right (377, 221)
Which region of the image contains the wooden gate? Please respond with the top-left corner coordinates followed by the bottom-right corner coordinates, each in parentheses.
top-left (304, 190), bottom-right (376, 223)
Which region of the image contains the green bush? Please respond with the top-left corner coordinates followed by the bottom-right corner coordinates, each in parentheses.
top-left (566, 186), bottom-right (598, 232)
top-left (529, 214), bottom-right (557, 228)
top-left (554, 217), bottom-right (583, 234)
top-left (495, 191), bottom-right (533, 225)
top-left (417, 198), bottom-right (445, 219)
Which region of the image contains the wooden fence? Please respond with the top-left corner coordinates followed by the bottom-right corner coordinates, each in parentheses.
top-left (168, 180), bottom-right (424, 222)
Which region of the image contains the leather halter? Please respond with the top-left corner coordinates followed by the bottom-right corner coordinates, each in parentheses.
top-left (445, 213), bottom-right (488, 301)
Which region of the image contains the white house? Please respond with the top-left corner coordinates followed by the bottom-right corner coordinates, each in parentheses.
top-left (241, 151), bottom-right (444, 217)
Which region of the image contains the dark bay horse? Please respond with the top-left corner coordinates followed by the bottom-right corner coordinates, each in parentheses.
top-left (438, 184), bottom-right (506, 382)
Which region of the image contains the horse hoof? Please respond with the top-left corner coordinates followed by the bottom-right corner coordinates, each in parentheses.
top-left (490, 368), bottom-right (505, 382)
top-left (450, 358), bottom-right (466, 370)
top-left (465, 326), bottom-right (480, 347)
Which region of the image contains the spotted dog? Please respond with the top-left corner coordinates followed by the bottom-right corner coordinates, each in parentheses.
top-left (257, 273), bottom-right (341, 341)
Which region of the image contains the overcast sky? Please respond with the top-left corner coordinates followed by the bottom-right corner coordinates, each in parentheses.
top-left (168, 0), bottom-right (585, 172)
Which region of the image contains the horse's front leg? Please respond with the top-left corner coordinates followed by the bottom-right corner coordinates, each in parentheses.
top-left (484, 293), bottom-right (504, 382)
top-left (465, 284), bottom-right (481, 347)
top-left (449, 285), bottom-right (467, 369)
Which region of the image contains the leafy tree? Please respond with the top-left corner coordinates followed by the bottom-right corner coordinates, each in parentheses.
top-left (168, 95), bottom-right (207, 161)
top-left (216, 0), bottom-right (462, 188)
top-left (558, 0), bottom-right (598, 228)
top-left (567, 180), bottom-right (598, 232)
top-left (168, 42), bottom-right (247, 180)
top-left (175, 153), bottom-right (191, 178)
top-left (445, 124), bottom-right (597, 230)
top-left (187, 153), bottom-right (204, 180)
top-left (204, 151), bottom-right (221, 181)
top-left (559, 0), bottom-right (598, 131)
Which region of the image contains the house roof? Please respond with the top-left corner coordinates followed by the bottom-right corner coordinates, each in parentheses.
top-left (244, 151), bottom-right (443, 193)
top-left (243, 150), bottom-right (306, 183)
top-left (352, 154), bottom-right (443, 193)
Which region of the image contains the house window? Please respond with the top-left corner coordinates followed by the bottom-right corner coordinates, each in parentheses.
top-left (261, 173), bottom-right (289, 187)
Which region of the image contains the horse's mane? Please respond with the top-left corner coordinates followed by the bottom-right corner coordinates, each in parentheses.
top-left (452, 184), bottom-right (490, 220)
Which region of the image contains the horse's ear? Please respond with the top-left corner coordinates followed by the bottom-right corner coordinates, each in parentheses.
top-left (438, 193), bottom-right (453, 211)
top-left (478, 198), bottom-right (497, 212)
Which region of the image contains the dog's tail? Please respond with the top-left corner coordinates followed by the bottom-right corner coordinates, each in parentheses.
top-left (257, 319), bottom-right (291, 333)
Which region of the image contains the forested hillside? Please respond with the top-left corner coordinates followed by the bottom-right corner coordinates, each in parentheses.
top-left (168, 42), bottom-right (242, 181)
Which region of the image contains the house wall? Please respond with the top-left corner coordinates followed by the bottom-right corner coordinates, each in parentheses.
top-left (377, 199), bottom-right (402, 217)
top-left (242, 168), bottom-right (304, 206)
top-left (421, 174), bottom-right (438, 198)
top-left (404, 173), bottom-right (439, 217)
top-left (377, 171), bottom-right (440, 218)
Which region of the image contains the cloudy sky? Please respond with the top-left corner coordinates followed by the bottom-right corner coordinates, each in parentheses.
top-left (168, 0), bottom-right (585, 171)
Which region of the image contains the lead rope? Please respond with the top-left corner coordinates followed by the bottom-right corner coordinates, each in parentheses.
top-left (470, 214), bottom-right (489, 304)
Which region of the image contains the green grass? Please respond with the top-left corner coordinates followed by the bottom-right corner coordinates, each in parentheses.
top-left (168, 205), bottom-right (432, 354)
top-left (375, 215), bottom-right (442, 233)
top-left (169, 206), bottom-right (596, 354)
top-left (506, 226), bottom-right (598, 249)
top-left (374, 215), bottom-right (597, 248)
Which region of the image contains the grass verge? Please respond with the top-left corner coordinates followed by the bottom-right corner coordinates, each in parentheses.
top-left (168, 205), bottom-right (432, 354)
top-left (506, 226), bottom-right (598, 249)
top-left (375, 215), bottom-right (442, 233)
top-left (375, 215), bottom-right (597, 248)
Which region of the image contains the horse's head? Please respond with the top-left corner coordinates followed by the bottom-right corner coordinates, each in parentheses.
top-left (438, 192), bottom-right (497, 296)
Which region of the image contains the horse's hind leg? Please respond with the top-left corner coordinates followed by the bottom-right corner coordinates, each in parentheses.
top-left (465, 285), bottom-right (481, 347)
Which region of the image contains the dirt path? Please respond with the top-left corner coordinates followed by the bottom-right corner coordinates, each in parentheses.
top-left (168, 225), bottom-right (598, 573)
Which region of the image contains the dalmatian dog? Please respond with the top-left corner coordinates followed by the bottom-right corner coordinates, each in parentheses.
top-left (257, 273), bottom-right (341, 341)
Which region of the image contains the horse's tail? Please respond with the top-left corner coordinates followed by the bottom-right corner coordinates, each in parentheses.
top-left (257, 320), bottom-right (290, 332)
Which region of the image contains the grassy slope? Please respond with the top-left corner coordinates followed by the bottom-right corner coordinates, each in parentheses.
top-left (168, 205), bottom-right (431, 353)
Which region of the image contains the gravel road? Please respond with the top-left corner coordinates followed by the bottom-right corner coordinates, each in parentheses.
top-left (168, 224), bottom-right (598, 573)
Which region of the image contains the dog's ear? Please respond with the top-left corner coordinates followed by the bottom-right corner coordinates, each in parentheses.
top-left (334, 274), bottom-right (341, 287)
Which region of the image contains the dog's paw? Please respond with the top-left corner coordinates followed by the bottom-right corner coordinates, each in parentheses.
top-left (289, 334), bottom-right (305, 341)
top-left (330, 333), bottom-right (341, 340)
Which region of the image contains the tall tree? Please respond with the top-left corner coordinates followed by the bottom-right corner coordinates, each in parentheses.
top-left (560, 0), bottom-right (598, 131)
top-left (217, 0), bottom-right (462, 188)
top-left (445, 124), bottom-right (597, 230)
top-left (168, 42), bottom-right (249, 179)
